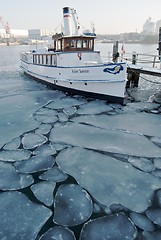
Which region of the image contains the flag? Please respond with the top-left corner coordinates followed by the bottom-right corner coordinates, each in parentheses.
top-left (121, 43), bottom-right (125, 54)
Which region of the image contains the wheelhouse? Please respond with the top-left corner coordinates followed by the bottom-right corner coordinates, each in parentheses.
top-left (52, 34), bottom-right (95, 52)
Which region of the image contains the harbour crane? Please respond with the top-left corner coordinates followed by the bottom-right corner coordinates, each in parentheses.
top-left (0, 16), bottom-right (10, 34)
top-left (0, 16), bottom-right (10, 45)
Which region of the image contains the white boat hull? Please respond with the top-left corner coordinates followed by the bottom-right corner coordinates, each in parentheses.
top-left (21, 60), bottom-right (127, 104)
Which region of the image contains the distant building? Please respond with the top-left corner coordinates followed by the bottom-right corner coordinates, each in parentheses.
top-left (0, 29), bottom-right (28, 38)
top-left (142, 17), bottom-right (155, 35)
top-left (155, 20), bottom-right (161, 34)
top-left (28, 29), bottom-right (52, 40)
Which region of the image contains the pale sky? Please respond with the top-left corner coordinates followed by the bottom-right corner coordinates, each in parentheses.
top-left (1, 0), bottom-right (161, 34)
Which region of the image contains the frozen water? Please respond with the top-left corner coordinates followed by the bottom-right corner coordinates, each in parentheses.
top-left (0, 149), bottom-right (31, 162)
top-left (0, 161), bottom-right (34, 190)
top-left (123, 102), bottom-right (160, 113)
top-left (155, 189), bottom-right (161, 207)
top-left (33, 143), bottom-right (57, 156)
top-left (39, 166), bottom-right (68, 182)
top-left (93, 203), bottom-right (102, 213)
top-left (31, 181), bottom-right (56, 206)
top-left (46, 96), bottom-right (86, 110)
top-left (141, 230), bottom-right (161, 240)
top-left (58, 112), bottom-right (69, 122)
top-left (34, 107), bottom-right (58, 124)
top-left (35, 123), bottom-right (52, 135)
top-left (72, 112), bottom-right (161, 138)
top-left (154, 158), bottom-right (161, 169)
top-left (129, 212), bottom-right (155, 231)
top-left (39, 226), bottom-right (76, 240)
top-left (151, 137), bottom-right (161, 147)
top-left (56, 147), bottom-right (161, 212)
top-left (0, 191), bottom-right (52, 240)
top-left (76, 100), bottom-right (113, 115)
top-left (22, 133), bottom-right (48, 149)
top-left (52, 142), bottom-right (67, 151)
top-left (50, 122), bottom-right (161, 157)
top-left (3, 136), bottom-right (21, 150)
top-left (128, 157), bottom-right (155, 172)
top-left (53, 184), bottom-right (93, 226)
top-left (1, 47), bottom-right (161, 239)
top-left (34, 113), bottom-right (58, 124)
top-left (15, 155), bottom-right (55, 174)
top-left (146, 209), bottom-right (161, 226)
top-left (63, 106), bottom-right (77, 116)
top-left (110, 203), bottom-right (129, 213)
top-left (35, 107), bottom-right (57, 116)
top-left (79, 213), bottom-right (137, 240)
top-left (0, 91), bottom-right (55, 148)
top-left (152, 169), bottom-right (161, 178)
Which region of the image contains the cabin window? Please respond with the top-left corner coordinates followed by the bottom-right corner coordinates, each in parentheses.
top-left (65, 39), bottom-right (70, 49)
top-left (36, 55), bottom-right (39, 64)
top-left (57, 40), bottom-right (61, 51)
top-left (46, 55), bottom-right (51, 65)
top-left (41, 55), bottom-right (44, 65)
top-left (38, 55), bottom-right (40, 64)
top-left (77, 40), bottom-right (82, 48)
top-left (33, 55), bottom-right (36, 64)
top-left (71, 40), bottom-right (77, 48)
top-left (83, 40), bottom-right (88, 48)
top-left (52, 55), bottom-right (57, 66)
top-left (50, 55), bottom-right (52, 65)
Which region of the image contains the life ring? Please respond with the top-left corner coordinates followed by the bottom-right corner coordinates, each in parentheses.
top-left (77, 52), bottom-right (82, 60)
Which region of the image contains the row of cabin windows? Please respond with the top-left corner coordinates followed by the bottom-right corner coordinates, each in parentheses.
top-left (54, 38), bottom-right (94, 52)
top-left (33, 54), bottom-right (57, 66)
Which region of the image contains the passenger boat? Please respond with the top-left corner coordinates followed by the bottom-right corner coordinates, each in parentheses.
top-left (20, 7), bottom-right (127, 104)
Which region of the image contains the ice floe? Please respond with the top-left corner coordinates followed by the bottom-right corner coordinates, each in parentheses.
top-left (39, 226), bottom-right (76, 240)
top-left (123, 102), bottom-right (160, 113)
top-left (39, 166), bottom-right (68, 182)
top-left (22, 133), bottom-right (48, 149)
top-left (56, 147), bottom-right (161, 212)
top-left (63, 106), bottom-right (77, 116)
top-left (33, 143), bottom-right (56, 156)
top-left (141, 230), bottom-right (161, 240)
top-left (79, 213), bottom-right (137, 240)
top-left (31, 181), bottom-right (56, 206)
top-left (0, 161), bottom-right (34, 190)
top-left (0, 91), bottom-right (56, 148)
top-left (14, 155), bottom-right (55, 174)
top-left (53, 184), bottom-right (93, 226)
top-left (0, 149), bottom-right (31, 162)
top-left (34, 113), bottom-right (58, 124)
top-left (3, 136), bottom-right (21, 150)
top-left (50, 122), bottom-right (161, 157)
top-left (0, 191), bottom-right (52, 239)
top-left (154, 158), bottom-right (161, 169)
top-left (76, 100), bottom-right (113, 115)
top-left (146, 209), bottom-right (161, 226)
top-left (72, 112), bottom-right (161, 138)
top-left (57, 112), bottom-right (69, 122)
top-left (130, 212), bottom-right (155, 232)
top-left (35, 123), bottom-right (52, 135)
top-left (128, 157), bottom-right (156, 172)
top-left (46, 96), bottom-right (86, 110)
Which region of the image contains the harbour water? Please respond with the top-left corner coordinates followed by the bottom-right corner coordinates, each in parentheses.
top-left (0, 44), bottom-right (161, 239)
